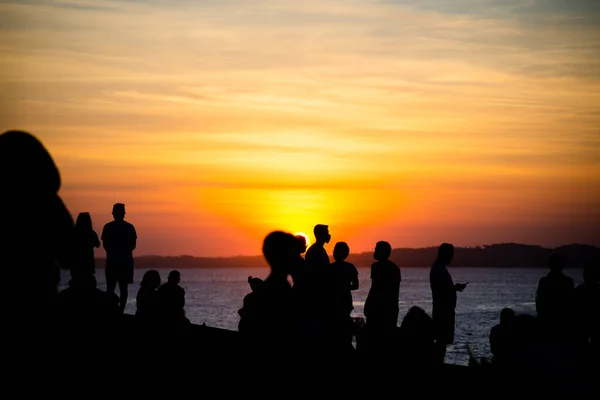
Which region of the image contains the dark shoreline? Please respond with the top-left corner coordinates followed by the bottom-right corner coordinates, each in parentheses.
top-left (94, 243), bottom-right (599, 269)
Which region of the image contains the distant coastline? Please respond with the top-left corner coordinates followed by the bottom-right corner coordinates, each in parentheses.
top-left (94, 243), bottom-right (600, 269)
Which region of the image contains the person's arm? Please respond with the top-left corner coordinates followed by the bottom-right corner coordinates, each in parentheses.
top-left (535, 279), bottom-right (544, 315)
top-left (179, 288), bottom-right (186, 309)
top-left (432, 270), bottom-right (458, 310)
top-left (350, 266), bottom-right (359, 290)
top-left (101, 225), bottom-right (109, 252)
top-left (92, 231), bottom-right (100, 248)
top-left (130, 225), bottom-right (137, 251)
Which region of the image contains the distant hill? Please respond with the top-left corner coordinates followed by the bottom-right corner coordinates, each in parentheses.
top-left (94, 243), bottom-right (600, 269)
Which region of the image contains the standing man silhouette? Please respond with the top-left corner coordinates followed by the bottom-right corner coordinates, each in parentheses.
top-left (304, 224), bottom-right (333, 342)
top-left (102, 203), bottom-right (137, 313)
top-left (430, 243), bottom-right (467, 365)
top-left (305, 224), bottom-right (331, 268)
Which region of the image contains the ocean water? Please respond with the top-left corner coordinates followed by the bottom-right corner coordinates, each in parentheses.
top-left (58, 266), bottom-right (584, 365)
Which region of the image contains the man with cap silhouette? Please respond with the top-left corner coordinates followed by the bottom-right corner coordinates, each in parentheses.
top-left (101, 203), bottom-right (137, 313)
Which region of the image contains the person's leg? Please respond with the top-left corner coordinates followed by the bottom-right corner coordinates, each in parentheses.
top-left (106, 273), bottom-right (116, 294)
top-left (434, 340), bottom-right (447, 365)
top-left (432, 313), bottom-right (452, 365)
top-left (118, 281), bottom-right (128, 313)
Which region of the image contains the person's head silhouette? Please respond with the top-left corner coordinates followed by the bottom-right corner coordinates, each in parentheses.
top-left (334, 242), bottom-right (350, 262)
top-left (167, 270), bottom-right (181, 284)
top-left (141, 270), bottom-right (161, 290)
top-left (500, 308), bottom-right (516, 326)
top-left (69, 268), bottom-right (97, 289)
top-left (112, 203), bottom-right (126, 221)
top-left (295, 235), bottom-right (307, 254)
top-left (0, 130), bottom-right (74, 309)
top-left (437, 243), bottom-right (454, 265)
top-left (313, 224), bottom-right (331, 245)
top-left (400, 306), bottom-right (433, 339)
top-left (548, 253), bottom-right (564, 273)
top-left (262, 231), bottom-right (297, 276)
top-left (248, 276), bottom-right (264, 292)
top-left (0, 130), bottom-right (61, 195)
top-left (75, 212), bottom-right (93, 231)
top-left (374, 241), bottom-right (392, 261)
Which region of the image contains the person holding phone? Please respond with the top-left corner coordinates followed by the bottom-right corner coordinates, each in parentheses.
top-left (430, 242), bottom-right (468, 364)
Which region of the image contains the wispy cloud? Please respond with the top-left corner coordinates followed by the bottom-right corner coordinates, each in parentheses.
top-left (1, 0), bottom-right (598, 255)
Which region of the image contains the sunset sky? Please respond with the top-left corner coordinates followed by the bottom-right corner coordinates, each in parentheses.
top-left (1, 0), bottom-right (599, 257)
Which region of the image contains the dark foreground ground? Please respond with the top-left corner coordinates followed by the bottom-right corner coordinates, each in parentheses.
top-left (5, 314), bottom-right (596, 398)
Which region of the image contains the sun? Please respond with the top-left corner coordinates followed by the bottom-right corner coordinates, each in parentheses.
top-left (295, 232), bottom-right (310, 247)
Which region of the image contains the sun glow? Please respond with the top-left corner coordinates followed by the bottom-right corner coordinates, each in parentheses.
top-left (295, 232), bottom-right (310, 247)
top-left (4, 0), bottom-right (599, 256)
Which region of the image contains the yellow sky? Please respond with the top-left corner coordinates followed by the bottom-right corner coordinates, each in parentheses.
top-left (1, 0), bottom-right (599, 256)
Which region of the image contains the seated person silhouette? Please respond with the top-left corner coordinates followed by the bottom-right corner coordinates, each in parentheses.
top-left (574, 261), bottom-right (600, 348)
top-left (490, 308), bottom-right (516, 367)
top-left (511, 314), bottom-right (541, 375)
top-left (55, 268), bottom-right (120, 333)
top-left (102, 203), bottom-right (137, 313)
top-left (238, 276), bottom-right (264, 335)
top-left (158, 270), bottom-right (187, 323)
top-left (0, 130), bottom-right (76, 329)
top-left (364, 241), bottom-right (401, 333)
top-left (74, 212), bottom-right (100, 275)
top-left (136, 270), bottom-right (162, 323)
top-left (398, 306), bottom-right (435, 369)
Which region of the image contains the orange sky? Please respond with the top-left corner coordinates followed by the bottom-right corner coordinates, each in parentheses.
top-left (1, 0), bottom-right (599, 256)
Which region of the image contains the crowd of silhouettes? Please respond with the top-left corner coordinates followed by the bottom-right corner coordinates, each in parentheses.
top-left (240, 223), bottom-right (598, 390)
top-left (1, 130), bottom-right (598, 393)
top-left (485, 256), bottom-right (599, 373)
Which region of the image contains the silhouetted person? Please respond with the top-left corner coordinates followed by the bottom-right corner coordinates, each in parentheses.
top-left (536, 253), bottom-right (575, 344)
top-left (303, 224), bottom-right (334, 337)
top-left (490, 308), bottom-right (516, 367)
top-left (74, 212), bottom-right (100, 275)
top-left (55, 268), bottom-right (120, 334)
top-left (254, 231), bottom-right (298, 354)
top-left (574, 262), bottom-right (599, 348)
top-left (296, 235), bottom-right (308, 255)
top-left (102, 203), bottom-right (137, 313)
top-left (398, 306), bottom-right (435, 369)
top-left (330, 242), bottom-right (359, 348)
top-left (158, 270), bottom-right (186, 322)
top-left (364, 241), bottom-right (401, 333)
top-left (291, 234), bottom-right (308, 290)
top-left (511, 314), bottom-right (541, 375)
top-left (136, 270), bottom-right (162, 322)
top-left (430, 243), bottom-right (467, 365)
top-left (331, 242), bottom-right (359, 316)
top-left (238, 276), bottom-right (264, 335)
top-left (305, 224), bottom-right (331, 268)
top-left (290, 234), bottom-right (314, 336)
top-left (0, 130), bottom-right (76, 329)
top-left (536, 254), bottom-right (574, 318)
